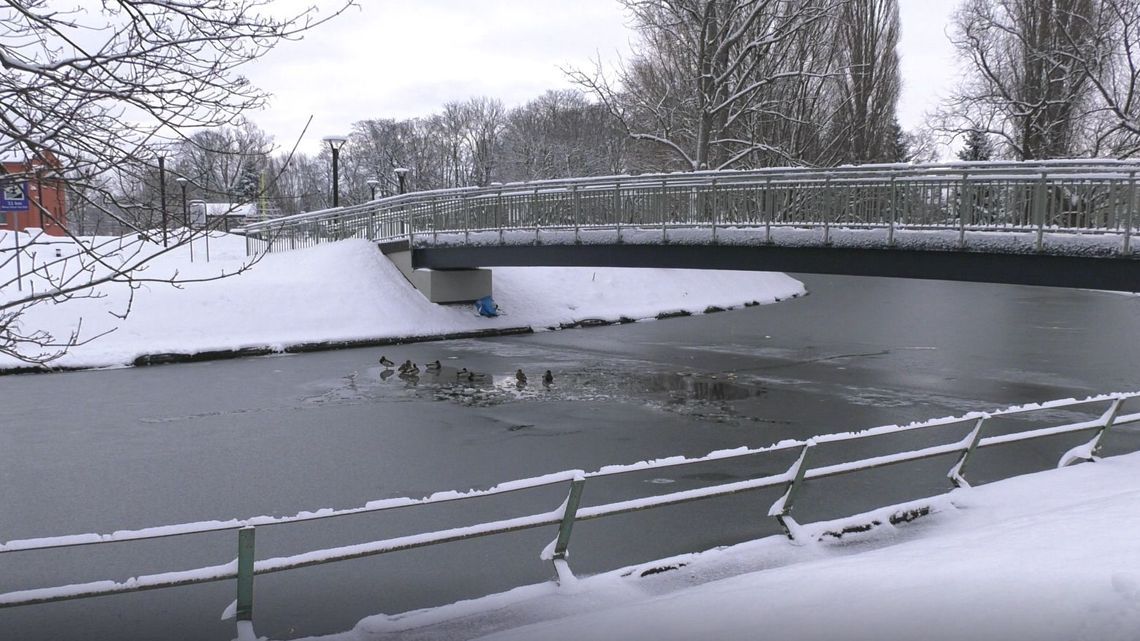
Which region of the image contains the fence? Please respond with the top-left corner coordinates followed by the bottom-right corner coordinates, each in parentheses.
top-left (238, 160), bottom-right (1140, 257)
top-left (1, 392), bottom-right (1137, 634)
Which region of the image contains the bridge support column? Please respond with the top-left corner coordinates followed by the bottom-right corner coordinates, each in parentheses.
top-left (378, 241), bottom-right (491, 304)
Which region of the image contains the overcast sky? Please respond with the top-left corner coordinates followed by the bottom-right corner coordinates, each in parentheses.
top-left (245, 0), bottom-right (962, 155)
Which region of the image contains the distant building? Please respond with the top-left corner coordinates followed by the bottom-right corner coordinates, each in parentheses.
top-left (1, 150), bottom-right (67, 236)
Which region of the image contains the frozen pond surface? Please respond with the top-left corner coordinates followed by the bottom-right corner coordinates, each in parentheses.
top-left (3, 274), bottom-right (1140, 640)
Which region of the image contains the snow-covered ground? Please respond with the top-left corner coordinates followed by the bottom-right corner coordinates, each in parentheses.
top-left (0, 231), bottom-right (804, 370)
top-left (312, 450), bottom-right (1140, 641)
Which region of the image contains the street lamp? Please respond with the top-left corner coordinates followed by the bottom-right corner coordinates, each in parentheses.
top-left (394, 167), bottom-right (409, 195)
top-left (175, 177), bottom-right (189, 226)
top-left (176, 177), bottom-right (192, 262)
top-left (158, 155), bottom-right (168, 247)
top-left (322, 135), bottom-right (348, 207)
top-left (367, 178), bottom-right (380, 200)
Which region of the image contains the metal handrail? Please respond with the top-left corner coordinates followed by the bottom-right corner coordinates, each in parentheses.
top-left (2, 392), bottom-right (1136, 627)
top-left (236, 159), bottom-right (1140, 258)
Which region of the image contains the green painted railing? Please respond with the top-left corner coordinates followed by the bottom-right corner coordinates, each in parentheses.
top-left (2, 392), bottom-right (1137, 636)
top-left (238, 160), bottom-right (1140, 257)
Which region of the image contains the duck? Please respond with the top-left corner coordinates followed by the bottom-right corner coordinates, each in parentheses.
top-left (426, 360), bottom-right (442, 371)
top-left (400, 363), bottom-right (420, 377)
top-left (379, 355), bottom-right (395, 368)
top-left (542, 370), bottom-right (554, 386)
top-left (467, 371), bottom-right (489, 382)
top-left (456, 367), bottom-right (469, 378)
top-left (398, 359), bottom-right (413, 373)
top-left (515, 369), bottom-right (527, 385)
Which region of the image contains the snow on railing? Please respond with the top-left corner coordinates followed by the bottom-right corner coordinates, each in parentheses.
top-left (236, 159), bottom-right (1140, 257)
top-left (1, 392), bottom-right (1138, 633)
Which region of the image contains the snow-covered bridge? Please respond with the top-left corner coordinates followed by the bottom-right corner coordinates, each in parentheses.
top-left (240, 159), bottom-right (1140, 292)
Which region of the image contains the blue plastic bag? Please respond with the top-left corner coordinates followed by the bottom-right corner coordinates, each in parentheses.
top-left (475, 295), bottom-right (499, 317)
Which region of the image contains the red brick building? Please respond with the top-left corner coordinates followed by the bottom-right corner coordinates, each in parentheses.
top-left (1, 151), bottom-right (67, 236)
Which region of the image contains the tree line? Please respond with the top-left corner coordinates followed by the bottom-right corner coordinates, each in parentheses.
top-left (72, 0), bottom-right (1140, 230)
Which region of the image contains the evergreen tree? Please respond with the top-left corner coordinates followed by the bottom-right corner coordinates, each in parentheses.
top-left (957, 130), bottom-right (994, 161)
top-left (885, 119), bottom-right (911, 162)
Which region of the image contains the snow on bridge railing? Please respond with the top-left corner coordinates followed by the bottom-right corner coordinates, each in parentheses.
top-left (2, 392), bottom-right (1138, 633)
top-left (236, 159), bottom-right (1140, 257)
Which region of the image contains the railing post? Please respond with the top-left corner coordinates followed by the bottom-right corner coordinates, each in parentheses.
top-left (534, 187), bottom-right (542, 245)
top-left (711, 178), bottom-right (719, 243)
top-left (1088, 397), bottom-right (1124, 460)
top-left (958, 172), bottom-right (970, 249)
top-left (572, 185), bottom-right (581, 244)
top-left (1059, 397), bottom-right (1125, 467)
top-left (551, 477), bottom-right (586, 583)
top-left (888, 176), bottom-right (897, 247)
top-left (614, 180), bottom-right (623, 243)
top-left (661, 179), bottom-right (669, 244)
top-left (236, 526), bottom-right (255, 622)
top-left (823, 177), bottom-right (832, 246)
top-left (1125, 171), bottom-right (1135, 255)
top-left (769, 442), bottom-right (813, 541)
top-left (947, 417), bottom-right (987, 489)
top-left (462, 194), bottom-right (469, 244)
top-left (765, 178), bottom-right (773, 244)
top-left (496, 189), bottom-right (504, 245)
top-left (1034, 171), bottom-right (1047, 252)
top-left (432, 198), bottom-right (440, 243)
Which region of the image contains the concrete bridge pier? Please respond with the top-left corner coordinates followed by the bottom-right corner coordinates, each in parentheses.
top-left (379, 240), bottom-right (492, 304)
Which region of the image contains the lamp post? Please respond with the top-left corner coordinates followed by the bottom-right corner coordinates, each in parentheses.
top-left (367, 178), bottom-right (380, 200)
top-left (322, 135), bottom-right (348, 207)
top-left (176, 177), bottom-right (192, 262)
top-left (394, 167), bottom-right (409, 195)
top-left (158, 155), bottom-right (168, 247)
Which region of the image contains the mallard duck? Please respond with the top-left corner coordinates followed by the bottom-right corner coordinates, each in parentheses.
top-left (515, 369), bottom-right (527, 385)
top-left (456, 367), bottom-right (469, 378)
top-left (379, 355), bottom-right (395, 368)
top-left (426, 360), bottom-right (442, 371)
top-left (542, 370), bottom-right (554, 386)
top-left (400, 363), bottom-right (420, 377)
top-left (467, 371), bottom-right (489, 382)
top-left (398, 360), bottom-right (413, 373)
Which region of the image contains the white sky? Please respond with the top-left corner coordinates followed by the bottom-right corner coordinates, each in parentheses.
top-left (245, 0), bottom-right (961, 155)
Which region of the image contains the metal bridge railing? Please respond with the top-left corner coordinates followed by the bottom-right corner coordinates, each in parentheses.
top-left (238, 160), bottom-right (1140, 257)
top-left (2, 392), bottom-right (1137, 634)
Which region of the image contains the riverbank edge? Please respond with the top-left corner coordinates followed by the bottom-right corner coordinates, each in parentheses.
top-left (0, 294), bottom-right (802, 376)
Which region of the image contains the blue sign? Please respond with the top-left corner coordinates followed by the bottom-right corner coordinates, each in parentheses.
top-left (1, 182), bottom-right (28, 211)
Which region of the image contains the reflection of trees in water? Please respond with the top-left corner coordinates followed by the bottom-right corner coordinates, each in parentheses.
top-left (640, 374), bottom-right (761, 402)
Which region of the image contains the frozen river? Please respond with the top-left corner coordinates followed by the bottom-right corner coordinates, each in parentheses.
top-left (3, 274), bottom-right (1140, 640)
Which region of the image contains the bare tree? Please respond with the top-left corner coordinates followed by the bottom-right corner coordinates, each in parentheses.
top-left (943, 0), bottom-right (1103, 160)
top-left (828, 0), bottom-right (901, 164)
top-left (0, 0), bottom-right (351, 364)
top-left (569, 0), bottom-right (841, 170)
top-left (1051, 0), bottom-right (1140, 156)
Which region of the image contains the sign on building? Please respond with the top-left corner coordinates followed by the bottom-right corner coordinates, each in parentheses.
top-left (1, 181), bottom-right (28, 211)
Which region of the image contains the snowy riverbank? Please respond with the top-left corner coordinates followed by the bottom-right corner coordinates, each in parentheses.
top-left (0, 233), bottom-right (805, 371)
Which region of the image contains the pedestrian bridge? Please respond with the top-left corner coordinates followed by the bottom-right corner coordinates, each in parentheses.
top-left (240, 160), bottom-right (1140, 292)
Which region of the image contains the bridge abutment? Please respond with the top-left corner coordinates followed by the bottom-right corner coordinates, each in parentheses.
top-left (379, 240), bottom-right (492, 303)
